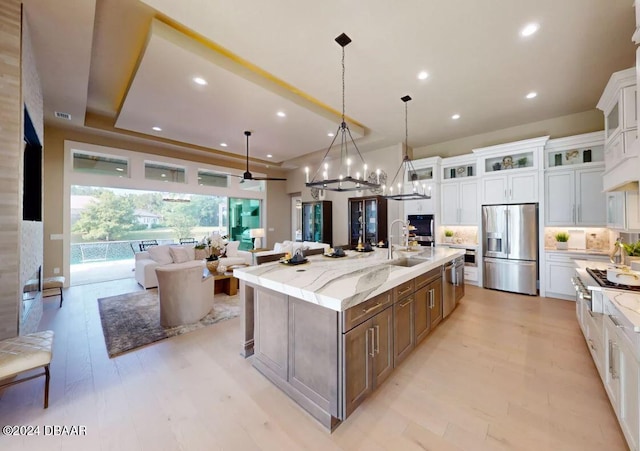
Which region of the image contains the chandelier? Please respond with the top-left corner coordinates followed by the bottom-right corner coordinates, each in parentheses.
top-left (305, 33), bottom-right (381, 192)
top-left (383, 95), bottom-right (431, 201)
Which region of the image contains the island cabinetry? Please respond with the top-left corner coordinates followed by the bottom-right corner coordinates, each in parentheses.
top-left (343, 304), bottom-right (393, 418)
top-left (414, 268), bottom-right (443, 344)
top-left (393, 280), bottom-right (415, 366)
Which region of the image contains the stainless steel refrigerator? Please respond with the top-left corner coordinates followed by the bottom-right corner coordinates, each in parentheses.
top-left (482, 204), bottom-right (538, 295)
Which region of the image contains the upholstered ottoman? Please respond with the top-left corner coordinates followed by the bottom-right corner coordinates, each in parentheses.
top-left (0, 330), bottom-right (54, 408)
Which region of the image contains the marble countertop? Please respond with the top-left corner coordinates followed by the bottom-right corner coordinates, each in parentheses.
top-left (233, 247), bottom-right (464, 312)
top-left (443, 243), bottom-right (478, 249)
top-left (545, 248), bottom-right (608, 255)
top-left (603, 289), bottom-right (640, 333)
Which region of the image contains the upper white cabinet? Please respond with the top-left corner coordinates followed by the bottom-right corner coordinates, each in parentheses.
top-left (597, 68), bottom-right (639, 192)
top-left (473, 136), bottom-right (548, 205)
top-left (403, 156), bottom-right (440, 216)
top-left (439, 155), bottom-right (477, 226)
top-left (607, 191), bottom-right (640, 231)
top-left (544, 132), bottom-right (606, 227)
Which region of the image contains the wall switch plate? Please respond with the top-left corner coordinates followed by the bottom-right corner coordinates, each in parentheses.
top-left (268, 228), bottom-right (275, 232)
top-left (53, 267), bottom-right (60, 274)
top-left (50, 234), bottom-right (63, 240)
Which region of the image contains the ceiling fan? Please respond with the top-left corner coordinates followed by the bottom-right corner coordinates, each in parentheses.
top-left (240, 131), bottom-right (286, 182)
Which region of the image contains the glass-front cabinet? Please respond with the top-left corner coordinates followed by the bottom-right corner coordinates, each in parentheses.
top-left (302, 201), bottom-right (332, 244)
top-left (348, 196), bottom-right (388, 247)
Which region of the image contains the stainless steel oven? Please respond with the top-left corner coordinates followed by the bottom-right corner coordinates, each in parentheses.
top-left (464, 249), bottom-right (476, 267)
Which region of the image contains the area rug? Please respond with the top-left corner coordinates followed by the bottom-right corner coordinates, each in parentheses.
top-left (97, 289), bottom-right (239, 358)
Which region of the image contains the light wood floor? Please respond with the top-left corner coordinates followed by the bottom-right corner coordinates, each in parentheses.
top-left (0, 280), bottom-right (628, 450)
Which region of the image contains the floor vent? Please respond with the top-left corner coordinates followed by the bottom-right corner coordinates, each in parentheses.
top-left (54, 111), bottom-right (71, 120)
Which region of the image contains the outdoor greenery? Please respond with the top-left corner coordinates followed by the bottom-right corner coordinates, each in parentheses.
top-left (71, 186), bottom-right (227, 242)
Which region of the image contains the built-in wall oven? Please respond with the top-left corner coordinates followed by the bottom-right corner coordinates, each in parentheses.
top-left (464, 249), bottom-right (476, 267)
top-left (407, 214), bottom-right (434, 245)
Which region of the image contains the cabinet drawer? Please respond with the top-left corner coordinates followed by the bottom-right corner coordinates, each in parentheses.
top-left (342, 291), bottom-right (392, 332)
top-left (394, 280), bottom-right (415, 301)
top-left (415, 268), bottom-right (441, 289)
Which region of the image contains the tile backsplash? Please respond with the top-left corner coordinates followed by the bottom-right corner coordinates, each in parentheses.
top-left (544, 227), bottom-right (610, 251)
top-left (439, 226), bottom-right (478, 245)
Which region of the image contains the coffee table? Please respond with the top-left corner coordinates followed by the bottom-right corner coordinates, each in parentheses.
top-left (213, 273), bottom-right (238, 296)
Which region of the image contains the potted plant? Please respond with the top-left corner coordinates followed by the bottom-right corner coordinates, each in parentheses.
top-left (517, 156), bottom-right (528, 167)
top-left (555, 232), bottom-right (570, 250)
top-left (195, 233), bottom-right (228, 272)
top-left (621, 239), bottom-right (640, 267)
top-left (444, 229), bottom-right (454, 243)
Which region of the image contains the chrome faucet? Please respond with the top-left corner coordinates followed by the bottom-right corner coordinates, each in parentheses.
top-left (389, 219), bottom-right (409, 259)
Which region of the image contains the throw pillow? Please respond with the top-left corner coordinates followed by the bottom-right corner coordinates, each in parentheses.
top-left (169, 246), bottom-right (191, 263)
top-left (274, 242), bottom-right (284, 253)
top-left (226, 241), bottom-right (240, 257)
top-left (148, 245), bottom-right (173, 265)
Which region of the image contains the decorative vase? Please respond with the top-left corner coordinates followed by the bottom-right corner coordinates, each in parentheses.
top-left (556, 242), bottom-right (568, 250)
top-left (206, 260), bottom-right (219, 273)
top-left (444, 236), bottom-right (453, 243)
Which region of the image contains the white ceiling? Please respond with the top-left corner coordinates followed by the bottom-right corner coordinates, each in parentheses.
top-left (23, 0), bottom-right (636, 168)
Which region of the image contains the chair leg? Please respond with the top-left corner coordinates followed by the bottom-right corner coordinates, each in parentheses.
top-left (44, 365), bottom-right (50, 408)
top-left (59, 288), bottom-right (63, 308)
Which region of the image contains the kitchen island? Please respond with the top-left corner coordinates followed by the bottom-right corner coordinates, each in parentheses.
top-left (234, 247), bottom-right (464, 430)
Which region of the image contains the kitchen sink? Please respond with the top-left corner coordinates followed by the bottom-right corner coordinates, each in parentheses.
top-left (387, 258), bottom-right (426, 267)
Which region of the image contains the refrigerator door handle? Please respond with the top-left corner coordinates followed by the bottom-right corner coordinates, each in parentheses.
top-left (505, 209), bottom-right (510, 256)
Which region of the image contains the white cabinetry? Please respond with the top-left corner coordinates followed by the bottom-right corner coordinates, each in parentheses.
top-left (607, 191), bottom-right (640, 231)
top-left (545, 252), bottom-right (609, 301)
top-left (440, 180), bottom-right (477, 226)
top-left (597, 68), bottom-right (639, 192)
top-left (545, 167), bottom-right (606, 226)
top-left (472, 136), bottom-right (548, 205)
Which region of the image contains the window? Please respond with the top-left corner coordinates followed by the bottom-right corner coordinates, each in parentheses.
top-left (145, 162), bottom-right (186, 183)
top-left (73, 152), bottom-right (128, 177)
top-left (198, 170), bottom-right (229, 187)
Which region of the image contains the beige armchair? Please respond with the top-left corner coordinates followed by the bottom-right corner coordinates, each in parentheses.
top-left (155, 261), bottom-right (214, 327)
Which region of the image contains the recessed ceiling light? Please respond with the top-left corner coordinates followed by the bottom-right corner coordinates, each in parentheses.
top-left (220, 143), bottom-right (228, 147)
top-left (152, 126), bottom-right (162, 131)
top-left (277, 111), bottom-right (286, 117)
top-left (116, 167), bottom-right (124, 172)
top-left (526, 91), bottom-right (538, 99)
top-left (328, 132), bottom-right (335, 137)
top-left (451, 114), bottom-right (461, 120)
top-left (161, 173), bottom-right (166, 177)
top-left (193, 77), bottom-right (208, 86)
top-left (520, 23), bottom-right (539, 37)
top-left (417, 71), bottom-right (429, 80)
top-left (266, 154), bottom-right (273, 158)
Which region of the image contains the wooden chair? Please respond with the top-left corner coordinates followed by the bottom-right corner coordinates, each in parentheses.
top-left (139, 240), bottom-right (159, 252)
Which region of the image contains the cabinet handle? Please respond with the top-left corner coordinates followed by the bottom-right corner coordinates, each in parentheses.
top-left (587, 308), bottom-right (594, 318)
top-left (610, 315), bottom-right (624, 328)
top-left (362, 303), bottom-right (382, 314)
top-left (587, 338), bottom-right (596, 351)
top-left (611, 341), bottom-right (619, 380)
top-left (368, 328), bottom-right (375, 358)
top-left (572, 205), bottom-right (575, 223)
top-left (399, 298), bottom-right (412, 308)
top-left (429, 289), bottom-right (435, 309)
top-left (608, 339), bottom-right (613, 376)
top-left (398, 286), bottom-right (412, 297)
top-left (577, 204), bottom-right (581, 222)
top-left (504, 189), bottom-right (507, 200)
top-left (374, 325), bottom-right (380, 355)
top-left (509, 188), bottom-right (512, 199)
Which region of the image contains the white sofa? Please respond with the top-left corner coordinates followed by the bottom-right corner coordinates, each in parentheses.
top-left (241, 240), bottom-right (330, 265)
top-left (135, 242), bottom-right (252, 289)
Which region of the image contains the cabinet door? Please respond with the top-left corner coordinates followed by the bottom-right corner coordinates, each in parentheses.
top-left (545, 261), bottom-right (577, 298)
top-left (545, 171), bottom-right (575, 225)
top-left (372, 306), bottom-right (394, 386)
top-left (302, 204), bottom-right (313, 241)
top-left (393, 295), bottom-right (415, 366)
top-left (623, 85), bottom-right (637, 130)
top-left (576, 168), bottom-right (606, 226)
top-left (349, 200), bottom-right (363, 247)
top-left (604, 316), bottom-right (621, 408)
top-left (618, 333), bottom-right (640, 451)
top-left (343, 319), bottom-right (373, 418)
top-left (429, 278), bottom-right (443, 329)
top-left (364, 199), bottom-right (379, 244)
top-left (509, 172), bottom-right (538, 203)
top-left (440, 183), bottom-right (459, 225)
top-left (482, 175), bottom-right (507, 205)
top-left (413, 286), bottom-right (431, 344)
top-left (607, 192), bottom-right (626, 229)
top-left (459, 181), bottom-right (478, 225)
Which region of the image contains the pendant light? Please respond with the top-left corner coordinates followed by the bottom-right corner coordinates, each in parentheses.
top-left (305, 33), bottom-right (381, 192)
top-left (382, 95), bottom-right (431, 201)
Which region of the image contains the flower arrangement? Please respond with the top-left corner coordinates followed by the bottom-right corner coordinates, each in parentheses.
top-left (195, 233), bottom-right (228, 261)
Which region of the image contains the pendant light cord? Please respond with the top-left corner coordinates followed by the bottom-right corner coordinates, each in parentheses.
top-left (405, 101), bottom-right (408, 157)
top-left (341, 46), bottom-right (346, 124)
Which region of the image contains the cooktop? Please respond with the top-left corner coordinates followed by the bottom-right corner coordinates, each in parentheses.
top-left (586, 268), bottom-right (640, 293)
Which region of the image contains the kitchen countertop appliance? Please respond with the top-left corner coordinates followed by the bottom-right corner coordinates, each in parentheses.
top-left (407, 214), bottom-right (434, 245)
top-left (482, 203), bottom-right (538, 295)
top-left (443, 255), bottom-right (465, 317)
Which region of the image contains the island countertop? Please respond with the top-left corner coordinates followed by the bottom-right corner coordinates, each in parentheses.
top-left (233, 247), bottom-right (464, 311)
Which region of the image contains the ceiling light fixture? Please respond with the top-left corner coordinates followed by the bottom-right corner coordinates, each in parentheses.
top-left (277, 111), bottom-right (286, 117)
top-left (266, 154), bottom-right (273, 158)
top-left (526, 91), bottom-right (538, 99)
top-left (193, 77), bottom-right (208, 86)
top-left (305, 33), bottom-right (381, 192)
top-left (382, 95), bottom-right (431, 201)
top-left (451, 114), bottom-right (461, 120)
top-left (152, 126), bottom-right (162, 131)
top-left (520, 23), bottom-right (539, 37)
top-left (417, 71), bottom-right (429, 80)
top-left (327, 132), bottom-right (335, 137)
top-left (220, 142), bottom-right (228, 147)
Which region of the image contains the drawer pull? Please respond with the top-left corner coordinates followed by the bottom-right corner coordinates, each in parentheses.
top-left (587, 339), bottom-right (596, 351)
top-left (587, 309), bottom-right (594, 318)
top-left (610, 315), bottom-right (624, 328)
top-left (397, 286), bottom-right (412, 297)
top-left (362, 302), bottom-right (382, 314)
top-left (399, 298), bottom-right (413, 308)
